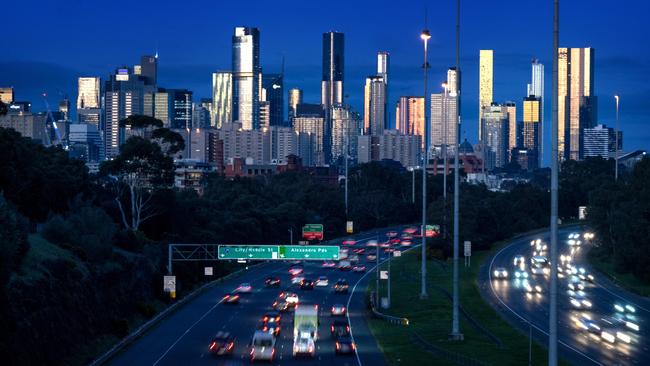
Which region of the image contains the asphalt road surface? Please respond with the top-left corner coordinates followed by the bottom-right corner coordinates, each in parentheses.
top-left (108, 225), bottom-right (417, 366)
top-left (479, 227), bottom-right (650, 366)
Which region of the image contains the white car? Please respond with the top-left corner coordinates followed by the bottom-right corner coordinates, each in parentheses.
top-left (285, 292), bottom-right (299, 305)
top-left (514, 270), bottom-right (529, 279)
top-left (316, 276), bottom-right (329, 287)
top-left (236, 283), bottom-right (252, 293)
top-left (568, 282), bottom-right (584, 291)
top-left (614, 303), bottom-right (636, 314)
top-left (331, 304), bottom-right (347, 316)
top-left (513, 255), bottom-right (525, 267)
top-left (493, 267), bottom-right (508, 279)
top-left (523, 281), bottom-right (543, 293)
top-left (570, 295), bottom-right (593, 309)
top-left (291, 276), bottom-right (305, 285)
top-left (250, 331), bottom-right (276, 362)
top-left (293, 337), bottom-right (315, 357)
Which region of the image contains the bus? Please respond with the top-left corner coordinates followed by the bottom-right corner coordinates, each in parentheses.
top-left (530, 256), bottom-right (550, 275)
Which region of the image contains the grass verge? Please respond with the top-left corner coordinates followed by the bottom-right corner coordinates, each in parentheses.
top-left (367, 240), bottom-right (567, 366)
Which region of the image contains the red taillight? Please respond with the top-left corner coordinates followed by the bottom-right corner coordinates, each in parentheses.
top-left (263, 316), bottom-right (268, 321)
top-left (250, 348), bottom-right (255, 356)
top-left (227, 342), bottom-right (234, 350)
top-left (331, 307), bottom-right (335, 312)
top-left (209, 342), bottom-right (217, 350)
top-left (223, 295), bottom-right (229, 300)
top-left (352, 343), bottom-right (356, 350)
top-left (346, 326), bottom-right (350, 332)
top-left (336, 342), bottom-right (340, 350)
top-left (331, 325), bottom-right (334, 332)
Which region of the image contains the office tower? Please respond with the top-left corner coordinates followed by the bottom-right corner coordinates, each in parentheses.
top-left (262, 73), bottom-right (284, 126)
top-left (212, 71), bottom-right (232, 128)
top-left (269, 125), bottom-right (297, 161)
top-left (288, 88), bottom-right (302, 121)
top-left (58, 97), bottom-right (71, 120)
top-left (321, 31), bottom-right (344, 108)
top-left (481, 104), bottom-right (509, 170)
top-left (192, 102), bottom-right (211, 129)
top-left (104, 67), bottom-right (148, 158)
top-left (583, 124), bottom-right (622, 159)
top-left (527, 59), bottom-right (544, 161)
top-left (0, 87), bottom-right (13, 104)
top-left (77, 77), bottom-right (100, 109)
top-left (0, 108), bottom-right (47, 142)
top-left (154, 89), bottom-right (170, 125)
top-left (215, 122), bottom-right (268, 164)
top-left (68, 123), bottom-right (104, 162)
top-left (479, 50), bottom-right (494, 140)
top-left (396, 96), bottom-right (424, 139)
top-left (447, 67), bottom-right (459, 97)
top-left (522, 96), bottom-right (542, 168)
top-left (169, 89), bottom-right (193, 129)
top-left (558, 47), bottom-right (597, 161)
top-left (357, 131), bottom-right (421, 168)
top-left (430, 93), bottom-right (458, 155)
top-left (259, 101), bottom-right (270, 128)
top-left (331, 104), bottom-right (358, 163)
top-left (363, 75), bottom-right (386, 135)
top-left (200, 98), bottom-right (213, 125)
top-left (293, 103), bottom-right (325, 166)
top-left (140, 55), bottom-right (157, 86)
top-left (377, 52), bottom-right (389, 126)
top-left (504, 101), bottom-right (517, 152)
top-left (232, 27), bottom-right (261, 130)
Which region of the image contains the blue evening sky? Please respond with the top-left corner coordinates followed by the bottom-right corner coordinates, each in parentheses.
top-left (1, 0), bottom-right (648, 164)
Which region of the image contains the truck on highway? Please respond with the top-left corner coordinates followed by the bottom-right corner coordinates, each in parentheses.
top-left (293, 304), bottom-right (319, 341)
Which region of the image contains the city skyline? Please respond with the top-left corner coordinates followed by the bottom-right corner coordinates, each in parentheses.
top-left (0, 0), bottom-right (648, 164)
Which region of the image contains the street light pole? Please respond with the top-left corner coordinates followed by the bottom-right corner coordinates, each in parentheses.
top-left (345, 128), bottom-right (349, 216)
top-left (615, 95), bottom-right (620, 182)
top-left (450, 0), bottom-right (463, 340)
top-left (289, 227), bottom-right (293, 245)
top-left (442, 83), bottom-right (449, 242)
top-left (549, 0), bottom-right (560, 364)
top-left (420, 28), bottom-right (431, 300)
top-left (412, 167), bottom-right (416, 203)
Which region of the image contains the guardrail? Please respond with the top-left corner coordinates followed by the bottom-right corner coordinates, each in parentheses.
top-left (88, 263), bottom-right (264, 366)
top-left (368, 291), bottom-right (410, 326)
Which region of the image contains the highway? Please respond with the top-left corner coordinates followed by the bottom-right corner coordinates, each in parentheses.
top-left (108, 226), bottom-right (415, 366)
top-left (479, 227), bottom-right (650, 366)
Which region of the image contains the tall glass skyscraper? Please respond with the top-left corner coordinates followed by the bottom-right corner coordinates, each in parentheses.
top-left (527, 59), bottom-right (544, 162)
top-left (140, 55), bottom-right (158, 87)
top-left (321, 32), bottom-right (344, 109)
top-left (396, 96), bottom-right (424, 139)
top-left (377, 52), bottom-right (389, 128)
top-left (288, 88), bottom-right (302, 121)
top-left (262, 73), bottom-right (284, 126)
top-left (479, 50), bottom-right (493, 140)
top-left (364, 75), bottom-right (386, 136)
top-left (522, 96), bottom-right (542, 167)
top-left (212, 71), bottom-right (232, 128)
top-left (558, 47), bottom-right (596, 161)
top-left (232, 27), bottom-right (261, 130)
top-left (77, 77), bottom-right (101, 127)
top-left (481, 104), bottom-right (509, 170)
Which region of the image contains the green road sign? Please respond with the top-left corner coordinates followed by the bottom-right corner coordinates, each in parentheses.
top-left (279, 245), bottom-right (339, 260)
top-left (302, 224), bottom-right (324, 240)
top-left (218, 245), bottom-right (279, 260)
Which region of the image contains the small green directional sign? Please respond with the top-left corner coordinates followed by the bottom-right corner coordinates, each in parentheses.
top-left (218, 245), bottom-right (279, 260)
top-left (218, 244), bottom-right (339, 261)
top-left (279, 245), bottom-right (339, 260)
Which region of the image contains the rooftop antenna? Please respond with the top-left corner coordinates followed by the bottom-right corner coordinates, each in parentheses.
top-left (281, 55), bottom-right (285, 76)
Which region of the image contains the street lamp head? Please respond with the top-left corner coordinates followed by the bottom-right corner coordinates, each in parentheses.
top-left (420, 29), bottom-right (431, 41)
top-left (614, 95), bottom-right (619, 101)
top-left (442, 83), bottom-right (448, 89)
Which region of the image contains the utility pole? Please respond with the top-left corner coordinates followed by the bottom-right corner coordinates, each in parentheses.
top-left (549, 0), bottom-right (560, 364)
top-left (420, 23), bottom-right (431, 300)
top-left (450, 0), bottom-right (463, 341)
top-left (387, 249), bottom-right (392, 308)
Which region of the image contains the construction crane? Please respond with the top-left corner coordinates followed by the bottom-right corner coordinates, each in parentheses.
top-left (41, 92), bottom-right (65, 148)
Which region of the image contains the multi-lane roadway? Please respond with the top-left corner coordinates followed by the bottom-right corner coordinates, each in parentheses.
top-left (480, 227), bottom-right (650, 366)
top-left (108, 226), bottom-right (415, 366)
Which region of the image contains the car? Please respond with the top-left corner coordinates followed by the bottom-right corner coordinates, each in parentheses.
top-left (291, 275), bottom-right (305, 285)
top-left (390, 238), bottom-right (401, 244)
top-left (338, 261), bottom-right (352, 271)
top-left (292, 336), bottom-right (315, 358)
top-left (514, 270), bottom-right (529, 279)
top-left (222, 293), bottom-right (240, 304)
top-left (366, 240), bottom-right (378, 247)
top-left (262, 311), bottom-right (281, 324)
top-left (272, 299), bottom-right (291, 312)
top-left (348, 254), bottom-right (360, 263)
top-left (352, 265), bottom-right (366, 273)
top-left (289, 266), bottom-right (304, 276)
top-left (573, 314), bottom-right (602, 335)
top-left (265, 277), bottom-right (281, 288)
top-left (331, 304), bottom-right (347, 316)
top-left (379, 242), bottom-right (390, 248)
top-left (236, 283), bottom-right (252, 293)
top-left (568, 282), bottom-right (584, 292)
top-left (352, 248), bottom-right (366, 254)
top-left (401, 233), bottom-right (413, 240)
top-left (331, 319), bottom-right (351, 335)
top-left (366, 254), bottom-right (377, 261)
top-left (300, 279), bottom-right (315, 290)
top-left (257, 321), bottom-right (281, 336)
top-left (513, 255), bottom-right (526, 268)
top-left (250, 331), bottom-right (276, 362)
top-left (569, 295), bottom-right (593, 309)
top-left (614, 303), bottom-right (636, 314)
top-left (602, 316), bottom-right (640, 332)
top-left (285, 292), bottom-right (299, 305)
top-left (208, 332), bottom-right (236, 356)
top-left (334, 279), bottom-right (349, 294)
top-left (335, 335), bottom-right (356, 355)
top-left (523, 281), bottom-right (543, 294)
top-left (492, 267), bottom-right (508, 279)
top-left (342, 239), bottom-right (356, 245)
top-left (316, 276), bottom-right (329, 286)
top-left (400, 240), bottom-right (413, 246)
top-left (387, 231), bottom-right (398, 238)
top-left (403, 227), bottom-right (418, 234)
top-left (322, 261), bottom-right (337, 268)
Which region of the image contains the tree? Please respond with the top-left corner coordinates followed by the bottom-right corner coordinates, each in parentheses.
top-left (99, 137), bottom-right (175, 231)
top-left (151, 128), bottom-right (185, 155)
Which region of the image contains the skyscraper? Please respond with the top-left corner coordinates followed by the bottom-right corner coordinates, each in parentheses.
top-left (288, 88), bottom-right (302, 121)
top-left (321, 32), bottom-right (344, 109)
top-left (583, 124), bottom-right (622, 159)
top-left (377, 52), bottom-right (390, 127)
top-left (527, 59), bottom-right (544, 162)
top-left (59, 97), bottom-right (71, 121)
top-left (481, 104), bottom-right (509, 170)
top-left (212, 71), bottom-right (232, 128)
top-left (262, 73), bottom-right (284, 126)
top-left (293, 103), bottom-right (326, 166)
top-left (232, 27), bottom-right (261, 130)
top-left (522, 96), bottom-right (542, 168)
top-left (396, 96), bottom-right (424, 138)
top-left (447, 68), bottom-right (459, 97)
top-left (430, 93), bottom-right (458, 154)
top-left (0, 87), bottom-right (13, 104)
top-left (154, 89), bottom-right (170, 126)
top-left (169, 89), bottom-right (193, 129)
top-left (558, 47), bottom-right (597, 161)
top-left (331, 104), bottom-right (359, 163)
top-left (505, 101), bottom-right (517, 152)
top-left (363, 75), bottom-right (386, 136)
top-left (140, 55), bottom-right (158, 87)
top-left (479, 50), bottom-right (494, 140)
top-left (77, 77), bottom-right (100, 109)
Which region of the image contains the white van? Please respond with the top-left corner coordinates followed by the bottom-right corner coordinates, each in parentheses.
top-left (250, 330), bottom-right (276, 362)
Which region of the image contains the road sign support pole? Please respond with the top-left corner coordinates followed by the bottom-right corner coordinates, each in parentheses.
top-left (167, 244), bottom-right (173, 275)
top-left (376, 233), bottom-right (380, 306)
top-left (387, 250), bottom-right (391, 308)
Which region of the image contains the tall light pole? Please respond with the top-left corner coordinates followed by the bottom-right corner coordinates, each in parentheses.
top-left (549, 0), bottom-right (560, 364)
top-left (614, 95), bottom-right (620, 182)
top-left (345, 125), bottom-right (349, 216)
top-left (420, 28), bottom-right (431, 300)
top-left (442, 82), bottom-right (449, 241)
top-left (450, 0), bottom-right (463, 341)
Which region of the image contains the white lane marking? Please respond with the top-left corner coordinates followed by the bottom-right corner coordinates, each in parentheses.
top-left (591, 279), bottom-right (650, 313)
top-left (488, 236), bottom-right (604, 365)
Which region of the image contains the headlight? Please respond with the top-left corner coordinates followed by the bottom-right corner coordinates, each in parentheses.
top-left (626, 321), bottom-right (639, 332)
top-left (571, 299), bottom-right (581, 307)
top-left (616, 332), bottom-right (631, 344)
top-left (625, 305), bottom-right (636, 313)
top-left (582, 300), bottom-right (592, 308)
top-left (615, 304), bottom-right (625, 312)
top-left (601, 331), bottom-right (616, 343)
